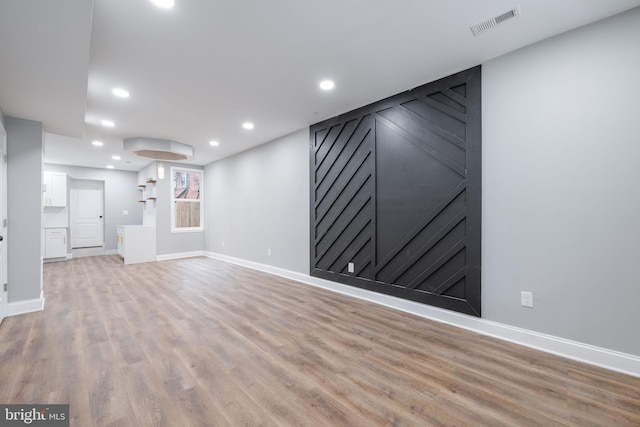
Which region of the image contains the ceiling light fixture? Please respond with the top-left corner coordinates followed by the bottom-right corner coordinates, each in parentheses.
top-left (112, 155), bottom-right (121, 160)
top-left (157, 162), bottom-right (165, 179)
top-left (209, 140), bottom-right (220, 147)
top-left (319, 80), bottom-right (335, 90)
top-left (106, 165), bottom-right (115, 169)
top-left (242, 122), bottom-right (254, 130)
top-left (112, 88), bottom-right (130, 98)
top-left (150, 0), bottom-right (175, 9)
top-left (124, 137), bottom-right (194, 161)
top-left (101, 119), bottom-right (115, 127)
top-left (92, 141), bottom-right (104, 147)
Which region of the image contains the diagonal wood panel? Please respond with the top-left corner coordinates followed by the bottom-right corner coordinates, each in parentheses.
top-left (311, 115), bottom-right (374, 279)
top-left (310, 66), bottom-right (481, 316)
top-left (375, 181), bottom-right (466, 274)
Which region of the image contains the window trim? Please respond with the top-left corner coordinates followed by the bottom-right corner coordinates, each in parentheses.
top-left (170, 166), bottom-right (204, 233)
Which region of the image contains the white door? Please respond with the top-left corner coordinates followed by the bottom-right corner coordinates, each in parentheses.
top-left (70, 179), bottom-right (104, 248)
top-left (0, 123), bottom-right (8, 324)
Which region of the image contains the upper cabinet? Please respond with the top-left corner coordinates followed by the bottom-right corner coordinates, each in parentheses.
top-left (43, 171), bottom-right (67, 207)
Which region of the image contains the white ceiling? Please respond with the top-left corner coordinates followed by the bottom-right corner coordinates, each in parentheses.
top-left (1, 0), bottom-right (639, 172)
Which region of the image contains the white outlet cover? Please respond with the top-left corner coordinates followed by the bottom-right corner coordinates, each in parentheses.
top-left (348, 262), bottom-right (355, 273)
top-left (521, 291), bottom-right (534, 308)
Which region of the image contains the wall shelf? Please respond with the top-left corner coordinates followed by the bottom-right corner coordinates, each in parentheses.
top-left (138, 179), bottom-right (157, 226)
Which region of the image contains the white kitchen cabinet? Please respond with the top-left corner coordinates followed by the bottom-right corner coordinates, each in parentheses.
top-left (43, 171), bottom-right (67, 207)
top-left (117, 225), bottom-right (156, 264)
top-left (44, 228), bottom-right (68, 260)
top-left (117, 227), bottom-right (124, 257)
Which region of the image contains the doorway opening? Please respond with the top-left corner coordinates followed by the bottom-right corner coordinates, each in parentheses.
top-left (70, 179), bottom-right (105, 257)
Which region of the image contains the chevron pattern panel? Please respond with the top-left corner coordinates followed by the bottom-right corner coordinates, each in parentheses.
top-left (310, 66), bottom-right (481, 316)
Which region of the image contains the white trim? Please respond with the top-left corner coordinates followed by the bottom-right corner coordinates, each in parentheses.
top-left (8, 297), bottom-right (45, 316)
top-left (156, 250), bottom-right (204, 261)
top-left (0, 123), bottom-right (6, 323)
top-left (204, 251), bottom-right (640, 378)
top-left (170, 166), bottom-right (204, 233)
top-left (43, 258), bottom-right (67, 263)
top-left (170, 228), bottom-right (204, 234)
top-left (104, 249), bottom-right (117, 255)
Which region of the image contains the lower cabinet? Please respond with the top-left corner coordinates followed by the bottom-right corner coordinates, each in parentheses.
top-left (117, 225), bottom-right (156, 264)
top-left (44, 228), bottom-right (68, 260)
top-left (117, 227), bottom-right (124, 257)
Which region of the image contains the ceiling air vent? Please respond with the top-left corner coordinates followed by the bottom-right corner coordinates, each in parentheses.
top-left (470, 7), bottom-right (520, 36)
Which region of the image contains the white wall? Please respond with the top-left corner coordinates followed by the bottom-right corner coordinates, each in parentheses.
top-left (44, 164), bottom-right (141, 251)
top-left (482, 7), bottom-right (640, 356)
top-left (204, 129), bottom-right (310, 273)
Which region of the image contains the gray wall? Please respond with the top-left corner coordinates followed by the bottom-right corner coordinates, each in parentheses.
top-left (204, 129), bottom-right (309, 273)
top-left (6, 116), bottom-right (43, 303)
top-left (154, 161), bottom-right (204, 256)
top-left (481, 7), bottom-right (640, 356)
top-left (45, 164), bottom-right (141, 251)
top-left (202, 8), bottom-right (640, 357)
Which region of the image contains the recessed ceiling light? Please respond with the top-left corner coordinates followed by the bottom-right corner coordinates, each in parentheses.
top-left (92, 140), bottom-right (104, 147)
top-left (209, 140), bottom-right (220, 147)
top-left (112, 155), bottom-right (121, 160)
top-left (106, 165), bottom-right (115, 169)
top-left (101, 120), bottom-right (115, 127)
top-left (112, 88), bottom-right (130, 98)
top-left (150, 0), bottom-right (174, 9)
top-left (242, 122), bottom-right (254, 130)
top-left (319, 80), bottom-right (335, 90)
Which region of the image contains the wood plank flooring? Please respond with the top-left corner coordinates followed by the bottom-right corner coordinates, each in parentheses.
top-left (1, 255), bottom-right (639, 426)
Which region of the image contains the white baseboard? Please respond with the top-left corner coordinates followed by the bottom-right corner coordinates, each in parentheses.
top-left (104, 249), bottom-right (117, 255)
top-left (204, 251), bottom-right (640, 378)
top-left (156, 250), bottom-right (205, 262)
top-left (8, 298), bottom-right (46, 316)
top-left (43, 257), bottom-right (66, 263)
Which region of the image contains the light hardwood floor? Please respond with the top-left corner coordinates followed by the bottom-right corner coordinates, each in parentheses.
top-left (1, 255), bottom-right (639, 426)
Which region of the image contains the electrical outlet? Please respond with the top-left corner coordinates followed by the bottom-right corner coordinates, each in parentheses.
top-left (222, 241), bottom-right (225, 247)
top-left (521, 291), bottom-right (534, 308)
top-left (122, 210), bottom-right (128, 215)
top-left (267, 248), bottom-right (271, 256)
top-left (348, 262), bottom-right (355, 273)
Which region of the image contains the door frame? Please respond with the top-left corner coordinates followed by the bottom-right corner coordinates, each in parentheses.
top-left (0, 122), bottom-right (8, 323)
top-left (70, 179), bottom-right (105, 249)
